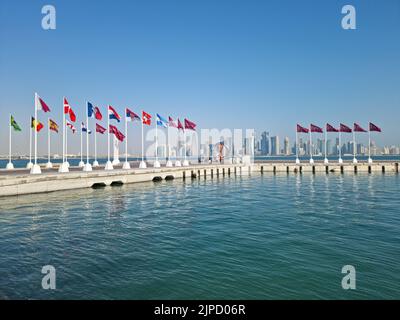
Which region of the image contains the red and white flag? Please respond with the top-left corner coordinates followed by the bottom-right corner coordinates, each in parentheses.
top-left (66, 120), bottom-right (76, 133)
top-left (96, 123), bottom-right (106, 134)
top-left (109, 124), bottom-right (125, 142)
top-left (142, 111), bottom-right (151, 126)
top-left (340, 123), bottom-right (352, 133)
top-left (369, 122), bottom-right (381, 132)
top-left (177, 119), bottom-right (184, 131)
top-left (296, 124), bottom-right (309, 133)
top-left (168, 116), bottom-right (178, 128)
top-left (36, 94), bottom-right (51, 112)
top-left (310, 124), bottom-right (323, 133)
top-left (354, 123), bottom-right (367, 132)
top-left (184, 118), bottom-right (196, 131)
top-left (64, 98), bottom-right (76, 122)
top-left (326, 123), bottom-right (339, 132)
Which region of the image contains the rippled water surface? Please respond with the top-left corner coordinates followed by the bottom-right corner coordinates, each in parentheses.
top-left (0, 173), bottom-right (399, 299)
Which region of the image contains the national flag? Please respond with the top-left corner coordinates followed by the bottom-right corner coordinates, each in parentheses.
top-left (31, 117), bottom-right (44, 132)
top-left (10, 116), bottom-right (21, 132)
top-left (177, 119), bottom-right (184, 131)
top-left (49, 119), bottom-right (59, 133)
top-left (87, 102), bottom-right (102, 120)
top-left (142, 111), bottom-right (151, 126)
top-left (109, 124), bottom-right (125, 142)
top-left (88, 102), bottom-right (95, 118)
top-left (340, 123), bottom-right (352, 133)
top-left (168, 116), bottom-right (178, 128)
top-left (310, 124), bottom-right (323, 133)
top-left (369, 122), bottom-right (381, 132)
top-left (81, 122), bottom-right (92, 134)
top-left (326, 123), bottom-right (339, 132)
top-left (126, 108), bottom-right (141, 122)
top-left (184, 118), bottom-right (196, 131)
top-left (156, 114), bottom-right (168, 127)
top-left (64, 98), bottom-right (76, 122)
top-left (296, 124), bottom-right (309, 133)
top-left (108, 105), bottom-right (121, 122)
top-left (66, 120), bottom-right (76, 133)
top-left (354, 123), bottom-right (367, 132)
top-left (96, 123), bottom-right (106, 134)
top-left (36, 95), bottom-right (51, 112)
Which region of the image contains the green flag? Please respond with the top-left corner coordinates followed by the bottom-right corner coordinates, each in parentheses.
top-left (10, 116), bottom-right (21, 132)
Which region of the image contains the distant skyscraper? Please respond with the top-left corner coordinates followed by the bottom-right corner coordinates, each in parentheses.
top-left (270, 136), bottom-right (280, 156)
top-left (284, 137), bottom-right (290, 155)
top-left (260, 131), bottom-right (269, 155)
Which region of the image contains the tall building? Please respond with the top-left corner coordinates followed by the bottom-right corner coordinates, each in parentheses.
top-left (260, 131), bottom-right (270, 155)
top-left (270, 136), bottom-right (280, 156)
top-left (284, 137), bottom-right (290, 155)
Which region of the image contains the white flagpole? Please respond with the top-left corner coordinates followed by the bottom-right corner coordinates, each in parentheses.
top-left (95, 127), bottom-right (97, 164)
top-left (31, 93), bottom-right (41, 174)
top-left (154, 115), bottom-right (160, 167)
top-left (324, 127), bottom-right (328, 164)
top-left (105, 106), bottom-right (113, 170)
top-left (29, 122), bottom-right (32, 164)
top-left (338, 130), bottom-right (342, 164)
top-left (141, 119), bottom-right (144, 162)
top-left (8, 114), bottom-right (11, 164)
top-left (352, 128), bottom-right (357, 164)
top-left (123, 111), bottom-right (131, 169)
top-left (83, 102), bottom-right (92, 171)
top-left (62, 99), bottom-right (65, 164)
top-left (48, 118), bottom-right (50, 163)
top-left (368, 122), bottom-right (372, 164)
top-left (295, 126), bottom-right (299, 164)
top-left (183, 127), bottom-right (189, 166)
top-left (79, 122), bottom-right (84, 167)
top-left (7, 114), bottom-right (13, 170)
top-left (65, 121), bottom-right (68, 164)
top-left (309, 126), bottom-right (314, 164)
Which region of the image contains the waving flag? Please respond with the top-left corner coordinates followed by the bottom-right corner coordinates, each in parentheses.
top-left (96, 123), bottom-right (106, 134)
top-left (157, 114), bottom-right (168, 127)
top-left (88, 102), bottom-right (95, 118)
top-left (142, 111), bottom-right (151, 126)
top-left (168, 116), bottom-right (177, 128)
top-left (126, 108), bottom-right (141, 122)
top-left (108, 105), bottom-right (121, 122)
top-left (31, 117), bottom-right (44, 132)
top-left (340, 123), bottom-right (352, 133)
top-left (310, 124), bottom-right (323, 133)
top-left (184, 118), bottom-right (196, 131)
top-left (81, 122), bottom-right (92, 134)
top-left (37, 95), bottom-right (51, 112)
top-left (296, 124), bottom-right (309, 133)
top-left (177, 119), bottom-right (184, 131)
top-left (326, 123), bottom-right (339, 132)
top-left (109, 124), bottom-right (125, 142)
top-left (66, 121), bottom-right (76, 133)
top-left (369, 122), bottom-right (381, 132)
top-left (354, 123), bottom-right (367, 132)
top-left (11, 116), bottom-right (21, 132)
top-left (49, 119), bottom-right (59, 133)
top-left (64, 98), bottom-right (76, 122)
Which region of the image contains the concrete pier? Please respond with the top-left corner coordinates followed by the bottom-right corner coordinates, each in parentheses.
top-left (0, 161), bottom-right (398, 197)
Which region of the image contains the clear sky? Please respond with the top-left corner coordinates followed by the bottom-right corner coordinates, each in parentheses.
top-left (0, 0), bottom-right (399, 156)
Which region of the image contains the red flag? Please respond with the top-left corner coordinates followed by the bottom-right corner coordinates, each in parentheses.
top-left (310, 124), bottom-right (323, 133)
top-left (37, 95), bottom-right (51, 112)
top-left (49, 119), bottom-right (59, 133)
top-left (369, 122), bottom-right (381, 132)
top-left (168, 116), bottom-right (178, 128)
top-left (177, 119), bottom-right (184, 131)
top-left (296, 124), bottom-right (309, 133)
top-left (94, 107), bottom-right (102, 120)
top-left (184, 118), bottom-right (196, 131)
top-left (109, 124), bottom-right (125, 142)
top-left (354, 123), bottom-right (367, 132)
top-left (326, 123), bottom-right (339, 132)
top-left (340, 123), bottom-right (352, 133)
top-left (66, 121), bottom-right (76, 133)
top-left (96, 123), bottom-right (106, 134)
top-left (142, 111), bottom-right (151, 126)
top-left (31, 117), bottom-right (44, 132)
top-left (64, 98), bottom-right (76, 122)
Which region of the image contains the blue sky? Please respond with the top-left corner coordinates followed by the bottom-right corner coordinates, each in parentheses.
top-left (0, 0), bottom-right (399, 156)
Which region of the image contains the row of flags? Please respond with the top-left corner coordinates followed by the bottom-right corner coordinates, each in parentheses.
top-left (297, 123), bottom-right (382, 133)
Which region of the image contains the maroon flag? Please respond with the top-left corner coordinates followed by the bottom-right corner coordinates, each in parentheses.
top-left (326, 123), bottom-right (339, 132)
top-left (177, 119), bottom-right (184, 131)
top-left (369, 122), bottom-right (381, 132)
top-left (109, 124), bottom-right (125, 142)
top-left (310, 124), bottom-right (323, 133)
top-left (37, 95), bottom-right (51, 112)
top-left (296, 124), bottom-right (309, 133)
top-left (168, 116), bottom-right (178, 128)
top-left (354, 123), bottom-right (367, 132)
top-left (96, 123), bottom-right (106, 134)
top-left (340, 123), bottom-right (352, 133)
top-left (184, 118), bottom-right (196, 131)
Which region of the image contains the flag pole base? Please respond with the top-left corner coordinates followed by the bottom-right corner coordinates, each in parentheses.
top-left (352, 158), bottom-right (358, 164)
top-left (183, 160), bottom-right (189, 166)
top-left (122, 161), bottom-right (131, 170)
top-left (112, 159), bottom-right (120, 165)
top-left (166, 160), bottom-right (173, 167)
top-left (66, 161), bottom-right (70, 168)
top-left (105, 161), bottom-right (114, 170)
top-left (139, 161), bottom-right (147, 169)
top-left (93, 160), bottom-right (99, 167)
top-left (58, 162), bottom-right (69, 173)
top-left (324, 158), bottom-right (329, 164)
top-left (338, 158), bottom-right (343, 164)
top-left (175, 160), bottom-right (182, 167)
top-left (153, 160), bottom-right (161, 168)
top-left (368, 157), bottom-right (373, 164)
top-left (309, 158), bottom-right (314, 164)
top-left (83, 163), bottom-right (93, 172)
top-left (295, 158), bottom-right (300, 164)
top-left (30, 164), bottom-right (42, 175)
top-left (6, 162), bottom-right (14, 170)
top-left (26, 161), bottom-right (33, 169)
top-left (45, 162), bottom-right (53, 169)
top-left (78, 160), bottom-right (85, 168)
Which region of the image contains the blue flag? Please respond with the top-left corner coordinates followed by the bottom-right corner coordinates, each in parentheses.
top-left (156, 114), bottom-right (168, 128)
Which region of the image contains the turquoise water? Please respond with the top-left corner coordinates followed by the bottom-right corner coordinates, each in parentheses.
top-left (0, 173), bottom-right (399, 299)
